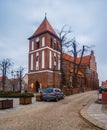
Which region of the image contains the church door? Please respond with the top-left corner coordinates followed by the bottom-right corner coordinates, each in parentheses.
top-left (35, 81), bottom-right (40, 93)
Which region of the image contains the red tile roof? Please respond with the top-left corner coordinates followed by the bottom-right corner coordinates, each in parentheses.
top-left (102, 81), bottom-right (107, 86)
top-left (62, 53), bottom-right (74, 62)
top-left (32, 17), bottom-right (58, 38)
top-left (0, 76), bottom-right (2, 81)
top-left (77, 55), bottom-right (91, 64)
top-left (62, 52), bottom-right (91, 64)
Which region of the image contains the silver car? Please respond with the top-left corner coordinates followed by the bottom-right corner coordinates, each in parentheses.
top-left (42, 88), bottom-right (64, 101)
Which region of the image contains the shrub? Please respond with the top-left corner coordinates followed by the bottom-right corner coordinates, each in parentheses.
top-left (0, 92), bottom-right (34, 98)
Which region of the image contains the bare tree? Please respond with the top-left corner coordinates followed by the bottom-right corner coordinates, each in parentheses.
top-left (57, 26), bottom-right (91, 87)
top-left (66, 39), bottom-right (90, 87)
top-left (57, 25), bottom-right (72, 86)
top-left (0, 58), bottom-right (13, 91)
top-left (17, 66), bottom-right (24, 92)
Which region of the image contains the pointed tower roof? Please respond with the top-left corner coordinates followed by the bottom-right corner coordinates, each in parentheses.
top-left (29, 17), bottom-right (59, 39)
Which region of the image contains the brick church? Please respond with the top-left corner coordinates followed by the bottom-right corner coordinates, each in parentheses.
top-left (28, 17), bottom-right (99, 93)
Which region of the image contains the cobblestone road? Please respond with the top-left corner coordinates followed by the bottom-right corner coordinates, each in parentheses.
top-left (0, 91), bottom-right (101, 130)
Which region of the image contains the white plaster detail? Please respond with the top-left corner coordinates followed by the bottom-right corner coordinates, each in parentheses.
top-left (42, 37), bottom-right (45, 47)
top-left (58, 55), bottom-right (60, 70)
top-left (28, 70), bottom-right (54, 74)
top-left (49, 51), bottom-right (52, 69)
top-left (36, 52), bottom-right (39, 56)
top-left (54, 53), bottom-right (56, 56)
top-left (29, 46), bottom-right (60, 54)
top-left (42, 50), bottom-right (45, 68)
top-left (31, 54), bottom-right (33, 70)
top-left (31, 41), bottom-right (34, 50)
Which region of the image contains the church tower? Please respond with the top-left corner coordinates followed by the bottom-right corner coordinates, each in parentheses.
top-left (28, 17), bottom-right (61, 92)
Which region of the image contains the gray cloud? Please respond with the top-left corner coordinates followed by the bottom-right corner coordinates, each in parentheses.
top-left (0, 0), bottom-right (107, 83)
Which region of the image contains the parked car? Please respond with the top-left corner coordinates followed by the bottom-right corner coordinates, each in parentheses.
top-left (99, 86), bottom-right (107, 93)
top-left (42, 88), bottom-right (64, 101)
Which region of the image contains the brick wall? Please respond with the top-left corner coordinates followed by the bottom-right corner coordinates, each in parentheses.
top-left (28, 71), bottom-right (61, 92)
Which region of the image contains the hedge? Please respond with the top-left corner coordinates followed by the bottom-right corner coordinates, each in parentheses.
top-left (0, 92), bottom-right (34, 98)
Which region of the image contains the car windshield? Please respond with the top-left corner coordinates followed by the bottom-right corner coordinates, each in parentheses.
top-left (44, 88), bottom-right (53, 93)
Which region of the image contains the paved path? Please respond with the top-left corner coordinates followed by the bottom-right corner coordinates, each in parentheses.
top-left (81, 100), bottom-right (107, 130)
top-left (0, 91), bottom-right (101, 130)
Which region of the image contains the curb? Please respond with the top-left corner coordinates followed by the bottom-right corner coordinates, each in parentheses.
top-left (80, 105), bottom-right (107, 130)
top-left (95, 99), bottom-right (107, 104)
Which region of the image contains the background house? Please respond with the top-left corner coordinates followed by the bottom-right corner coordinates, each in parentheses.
top-left (10, 73), bottom-right (28, 92)
top-left (0, 76), bottom-right (13, 91)
top-left (102, 80), bottom-right (107, 88)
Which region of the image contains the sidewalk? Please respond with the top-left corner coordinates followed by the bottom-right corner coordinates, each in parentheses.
top-left (80, 102), bottom-right (107, 130)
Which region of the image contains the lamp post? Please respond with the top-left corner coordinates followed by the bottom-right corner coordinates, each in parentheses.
top-left (17, 67), bottom-right (24, 93)
top-left (11, 67), bottom-right (24, 93)
top-left (11, 70), bottom-right (18, 92)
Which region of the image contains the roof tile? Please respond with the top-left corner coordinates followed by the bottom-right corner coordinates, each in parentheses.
top-left (62, 52), bottom-right (91, 64)
top-left (0, 76), bottom-right (2, 81)
top-left (32, 17), bottom-right (58, 38)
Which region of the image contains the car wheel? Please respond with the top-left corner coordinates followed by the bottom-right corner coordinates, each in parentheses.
top-left (62, 96), bottom-right (64, 99)
top-left (55, 97), bottom-right (59, 102)
top-left (46, 99), bottom-right (50, 102)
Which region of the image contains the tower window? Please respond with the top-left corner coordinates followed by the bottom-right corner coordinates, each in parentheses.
top-left (50, 38), bottom-right (53, 48)
top-left (36, 52), bottom-right (39, 70)
top-left (53, 38), bottom-right (57, 50)
top-left (36, 41), bottom-right (40, 49)
top-left (31, 41), bottom-right (34, 50)
top-left (56, 42), bottom-right (58, 50)
top-left (54, 38), bottom-right (56, 43)
top-left (54, 53), bottom-right (56, 66)
top-left (36, 56), bottom-right (39, 62)
top-left (54, 56), bottom-right (56, 70)
top-left (54, 56), bottom-right (56, 62)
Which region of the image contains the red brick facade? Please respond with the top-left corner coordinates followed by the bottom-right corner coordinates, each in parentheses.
top-left (62, 51), bottom-right (99, 90)
top-left (28, 17), bottom-right (61, 92)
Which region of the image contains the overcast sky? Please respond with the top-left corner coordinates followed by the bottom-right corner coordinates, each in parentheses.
top-left (0, 0), bottom-right (107, 84)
